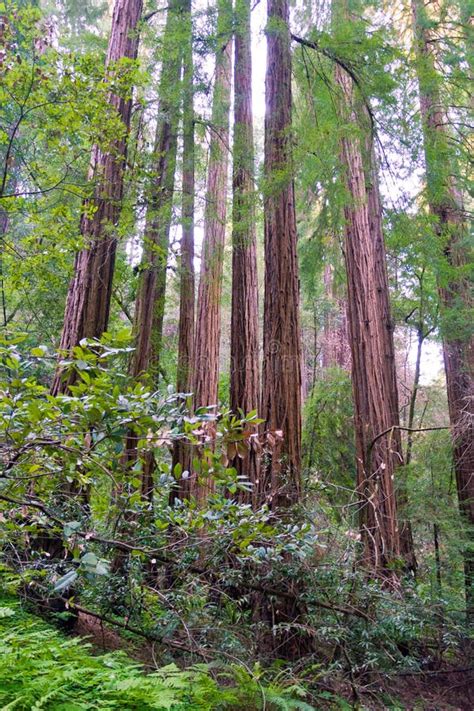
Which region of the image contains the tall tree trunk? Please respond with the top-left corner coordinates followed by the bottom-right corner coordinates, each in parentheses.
top-left (260, 0), bottom-right (302, 510)
top-left (411, 0), bottom-right (474, 617)
top-left (257, 5), bottom-right (310, 659)
top-left (130, 0), bottom-right (183, 383)
top-left (122, 0), bottom-right (184, 502)
top-left (192, 0), bottom-right (232, 499)
top-left (229, 0), bottom-right (260, 504)
top-left (405, 325), bottom-right (424, 468)
top-left (334, 61), bottom-right (404, 574)
top-left (398, 322), bottom-right (427, 577)
top-left (171, 0), bottom-right (195, 501)
top-left (51, 0), bottom-right (143, 395)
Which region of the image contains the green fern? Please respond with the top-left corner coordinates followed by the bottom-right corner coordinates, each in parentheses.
top-left (0, 596), bottom-right (318, 710)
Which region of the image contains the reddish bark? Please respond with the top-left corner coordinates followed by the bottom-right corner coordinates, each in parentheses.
top-left (129, 0), bottom-right (183, 383)
top-left (335, 63), bottom-right (403, 573)
top-left (260, 0), bottom-right (302, 510)
top-left (171, 0), bottom-right (195, 500)
top-left (412, 0), bottom-right (474, 616)
top-left (192, 0), bottom-right (232, 499)
top-left (259, 3), bottom-right (309, 654)
top-left (229, 0), bottom-right (260, 503)
top-left (121, 0), bottom-right (184, 502)
top-left (52, 0), bottom-right (143, 395)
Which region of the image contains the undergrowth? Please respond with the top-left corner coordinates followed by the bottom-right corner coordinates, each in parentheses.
top-left (0, 595), bottom-right (317, 711)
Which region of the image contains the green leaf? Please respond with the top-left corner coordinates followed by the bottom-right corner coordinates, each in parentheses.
top-left (53, 570), bottom-right (78, 593)
top-left (63, 521), bottom-right (82, 537)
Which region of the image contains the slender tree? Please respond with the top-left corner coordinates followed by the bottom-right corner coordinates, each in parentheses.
top-left (171, 0), bottom-right (195, 499)
top-left (0, 11), bottom-right (16, 326)
top-left (260, 0), bottom-right (302, 509)
top-left (0, 202), bottom-right (10, 328)
top-left (51, 0), bottom-right (143, 395)
top-left (229, 0), bottom-right (260, 502)
top-left (122, 0), bottom-right (184, 501)
top-left (411, 0), bottom-right (474, 616)
top-left (130, 0), bottom-right (184, 383)
top-left (192, 0), bottom-right (232, 498)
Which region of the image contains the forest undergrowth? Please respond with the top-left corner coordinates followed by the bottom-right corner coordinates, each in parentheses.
top-left (1, 0), bottom-right (473, 708)
top-left (0, 342), bottom-right (472, 710)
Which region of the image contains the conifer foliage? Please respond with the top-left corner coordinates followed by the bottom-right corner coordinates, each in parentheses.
top-left (0, 0), bottom-right (473, 706)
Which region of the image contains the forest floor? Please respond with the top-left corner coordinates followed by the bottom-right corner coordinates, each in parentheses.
top-left (75, 610), bottom-right (474, 710)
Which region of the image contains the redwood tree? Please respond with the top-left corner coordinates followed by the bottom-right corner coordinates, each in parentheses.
top-left (130, 0), bottom-right (184, 383)
top-left (321, 263), bottom-right (350, 371)
top-left (192, 0), bottom-right (232, 429)
top-left (123, 0), bottom-right (184, 501)
top-left (171, 0), bottom-right (195, 499)
top-left (190, 0), bottom-right (232, 501)
top-left (52, 0), bottom-right (143, 395)
top-left (411, 0), bottom-right (474, 615)
top-left (260, 0), bottom-right (302, 510)
top-left (229, 0), bottom-right (260, 502)
top-left (334, 60), bottom-right (405, 574)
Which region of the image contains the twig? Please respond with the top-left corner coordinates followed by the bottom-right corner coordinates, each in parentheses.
top-left (369, 425), bottom-right (450, 453)
top-left (290, 33), bottom-right (376, 130)
top-left (0, 492), bottom-right (371, 621)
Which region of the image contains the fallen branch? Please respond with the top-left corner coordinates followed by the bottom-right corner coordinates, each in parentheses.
top-left (29, 589), bottom-right (211, 660)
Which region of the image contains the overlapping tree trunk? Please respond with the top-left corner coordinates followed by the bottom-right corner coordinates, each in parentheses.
top-left (192, 0), bottom-right (232, 500)
top-left (130, 0), bottom-right (184, 384)
top-left (123, 0), bottom-right (184, 502)
top-left (321, 263), bottom-right (350, 371)
top-left (255, 4), bottom-right (312, 660)
top-left (52, 0), bottom-right (143, 395)
top-left (171, 0), bottom-right (195, 501)
top-left (335, 63), bottom-right (405, 574)
top-left (229, 0), bottom-right (260, 504)
top-left (260, 0), bottom-right (302, 510)
top-left (411, 0), bottom-right (474, 617)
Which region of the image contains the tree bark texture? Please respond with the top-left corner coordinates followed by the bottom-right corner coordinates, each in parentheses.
top-left (191, 1), bottom-right (232, 502)
top-left (120, 0), bottom-right (184, 502)
top-left (171, 0), bottom-right (195, 500)
top-left (260, 4), bottom-right (310, 654)
top-left (412, 0), bottom-right (474, 616)
top-left (260, 0), bottom-right (302, 510)
top-left (130, 0), bottom-right (184, 383)
top-left (335, 62), bottom-right (403, 573)
top-left (191, 0), bottom-right (232, 501)
top-left (52, 0), bottom-right (143, 395)
top-left (193, 0), bottom-right (232, 419)
top-left (229, 0), bottom-right (260, 504)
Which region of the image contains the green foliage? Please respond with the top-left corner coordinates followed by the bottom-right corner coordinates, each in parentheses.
top-left (386, 210), bottom-right (440, 330)
top-left (0, 3), bottom-right (144, 339)
top-left (0, 595), bottom-right (218, 710)
top-left (0, 333), bottom-right (471, 708)
top-left (303, 368), bottom-right (355, 506)
top-left (0, 0), bottom-right (473, 707)
top-left (0, 594), bottom-right (320, 710)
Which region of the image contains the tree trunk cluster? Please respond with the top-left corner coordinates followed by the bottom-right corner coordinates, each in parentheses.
top-left (52, 0), bottom-right (143, 395)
